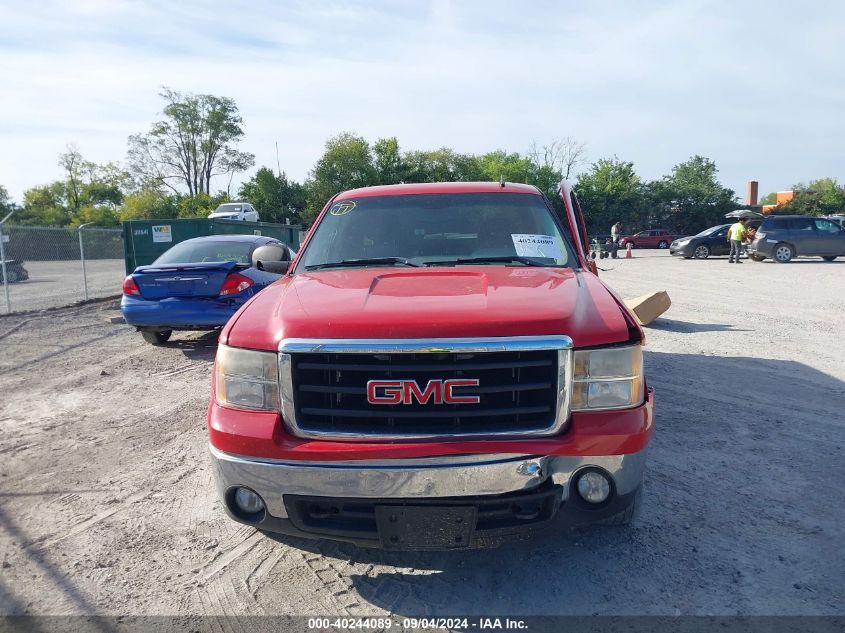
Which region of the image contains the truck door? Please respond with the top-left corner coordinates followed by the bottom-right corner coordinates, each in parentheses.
top-left (558, 182), bottom-right (595, 273)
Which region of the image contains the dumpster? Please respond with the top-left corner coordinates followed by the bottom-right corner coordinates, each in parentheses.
top-left (122, 218), bottom-right (301, 274)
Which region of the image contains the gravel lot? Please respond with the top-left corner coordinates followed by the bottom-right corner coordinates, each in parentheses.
top-left (1, 259), bottom-right (124, 313)
top-left (0, 251), bottom-right (843, 617)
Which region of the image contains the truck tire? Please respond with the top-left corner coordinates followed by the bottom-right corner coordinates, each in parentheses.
top-left (774, 243), bottom-right (794, 263)
top-left (657, 240), bottom-right (669, 249)
top-left (597, 488), bottom-right (642, 526)
top-left (141, 330), bottom-right (172, 345)
top-left (822, 256), bottom-right (837, 261)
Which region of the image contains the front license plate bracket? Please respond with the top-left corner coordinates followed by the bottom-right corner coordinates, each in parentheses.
top-left (375, 505), bottom-right (476, 550)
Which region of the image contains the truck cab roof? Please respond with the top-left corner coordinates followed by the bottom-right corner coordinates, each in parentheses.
top-left (334, 182), bottom-right (543, 200)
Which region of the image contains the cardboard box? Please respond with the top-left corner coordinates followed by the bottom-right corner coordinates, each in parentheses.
top-left (623, 291), bottom-right (671, 326)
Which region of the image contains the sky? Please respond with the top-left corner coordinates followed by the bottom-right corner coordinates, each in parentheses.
top-left (1, 0), bottom-right (844, 203)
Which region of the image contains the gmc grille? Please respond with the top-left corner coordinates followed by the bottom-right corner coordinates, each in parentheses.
top-left (283, 347), bottom-right (567, 438)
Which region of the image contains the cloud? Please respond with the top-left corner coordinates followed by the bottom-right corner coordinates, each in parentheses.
top-left (0, 0), bottom-right (843, 202)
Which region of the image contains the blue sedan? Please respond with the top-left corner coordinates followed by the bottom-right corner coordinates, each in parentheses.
top-left (121, 235), bottom-right (293, 345)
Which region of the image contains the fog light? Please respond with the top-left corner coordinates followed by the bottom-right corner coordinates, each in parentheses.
top-left (577, 471), bottom-right (611, 504)
top-left (233, 487), bottom-right (265, 514)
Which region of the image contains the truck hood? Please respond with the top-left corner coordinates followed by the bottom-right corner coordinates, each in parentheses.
top-left (223, 267), bottom-right (635, 350)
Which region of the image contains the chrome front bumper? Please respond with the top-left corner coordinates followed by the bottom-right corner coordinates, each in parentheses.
top-left (210, 445), bottom-right (647, 519)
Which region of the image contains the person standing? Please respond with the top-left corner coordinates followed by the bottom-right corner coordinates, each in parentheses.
top-left (728, 218), bottom-right (747, 263)
top-left (610, 222), bottom-right (622, 259)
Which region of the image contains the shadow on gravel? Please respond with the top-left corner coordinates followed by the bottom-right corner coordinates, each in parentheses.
top-left (265, 352), bottom-right (844, 616)
top-left (647, 319), bottom-right (752, 333)
top-left (0, 329), bottom-right (124, 376)
top-left (167, 331), bottom-right (220, 362)
top-left (0, 508), bottom-right (111, 629)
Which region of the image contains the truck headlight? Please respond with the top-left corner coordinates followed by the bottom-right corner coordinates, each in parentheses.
top-left (215, 345), bottom-right (280, 411)
top-left (571, 345), bottom-right (644, 410)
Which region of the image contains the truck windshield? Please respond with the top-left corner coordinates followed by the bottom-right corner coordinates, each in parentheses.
top-left (296, 193), bottom-right (574, 271)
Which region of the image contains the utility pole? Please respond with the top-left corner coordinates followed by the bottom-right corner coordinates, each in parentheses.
top-left (275, 142), bottom-right (282, 178)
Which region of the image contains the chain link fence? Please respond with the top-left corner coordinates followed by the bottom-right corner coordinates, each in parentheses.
top-left (0, 224), bottom-right (124, 314)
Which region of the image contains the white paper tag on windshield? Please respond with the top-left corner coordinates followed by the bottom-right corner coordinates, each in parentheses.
top-left (511, 234), bottom-right (562, 259)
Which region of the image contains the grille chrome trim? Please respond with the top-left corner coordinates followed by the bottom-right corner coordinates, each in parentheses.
top-left (279, 336), bottom-right (573, 355)
top-left (278, 336), bottom-right (573, 441)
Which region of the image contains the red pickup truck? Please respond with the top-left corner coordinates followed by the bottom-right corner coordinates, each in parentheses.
top-left (619, 229), bottom-right (676, 249)
top-left (208, 181), bottom-right (654, 549)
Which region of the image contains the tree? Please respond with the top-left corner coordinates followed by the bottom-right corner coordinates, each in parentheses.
top-left (650, 155), bottom-right (737, 233)
top-left (82, 161), bottom-right (129, 208)
top-left (373, 137), bottom-right (404, 185)
top-left (119, 188), bottom-right (179, 221)
top-left (759, 192), bottom-right (777, 205)
top-left (575, 157), bottom-right (645, 234)
top-left (402, 148), bottom-right (483, 183)
top-left (304, 133), bottom-right (377, 222)
top-left (238, 167), bottom-right (306, 224)
top-left (127, 87), bottom-right (254, 196)
top-left (476, 150), bottom-right (535, 183)
top-left (53, 147), bottom-right (128, 226)
top-left (72, 205), bottom-right (120, 227)
top-left (529, 138), bottom-right (587, 181)
top-left (19, 183), bottom-right (71, 226)
top-left (781, 178), bottom-right (845, 216)
top-left (176, 192), bottom-right (230, 219)
top-left (0, 185), bottom-right (14, 216)
top-left (222, 150), bottom-right (256, 196)
top-left (58, 145), bottom-right (90, 212)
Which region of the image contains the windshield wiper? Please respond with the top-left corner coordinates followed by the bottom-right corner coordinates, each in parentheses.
top-left (424, 256), bottom-right (548, 267)
top-left (304, 257), bottom-right (422, 271)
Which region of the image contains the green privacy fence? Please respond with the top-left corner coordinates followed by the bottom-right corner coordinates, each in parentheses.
top-left (123, 218), bottom-right (302, 274)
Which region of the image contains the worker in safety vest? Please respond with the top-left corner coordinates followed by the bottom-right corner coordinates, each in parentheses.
top-left (728, 218), bottom-right (748, 263)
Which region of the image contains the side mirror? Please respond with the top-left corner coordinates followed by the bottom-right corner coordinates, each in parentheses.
top-left (257, 260), bottom-right (290, 274)
top-left (252, 244), bottom-right (291, 275)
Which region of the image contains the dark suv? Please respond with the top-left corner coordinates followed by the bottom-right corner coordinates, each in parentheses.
top-left (747, 215), bottom-right (845, 263)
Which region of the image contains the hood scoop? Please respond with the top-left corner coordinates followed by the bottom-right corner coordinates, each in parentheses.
top-left (365, 270), bottom-right (488, 310)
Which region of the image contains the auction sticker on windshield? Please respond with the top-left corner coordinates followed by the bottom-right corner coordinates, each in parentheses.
top-left (511, 234), bottom-right (562, 259)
